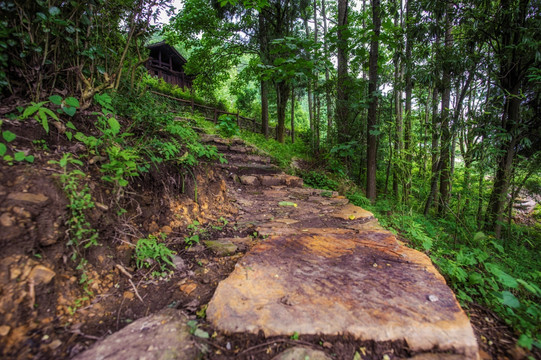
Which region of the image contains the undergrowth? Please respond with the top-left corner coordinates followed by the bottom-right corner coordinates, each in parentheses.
top-left (346, 193), bottom-right (541, 351)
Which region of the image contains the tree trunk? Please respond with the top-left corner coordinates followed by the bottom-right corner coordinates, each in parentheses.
top-left (423, 86), bottom-right (440, 215)
top-left (321, 0), bottom-right (333, 146)
top-left (291, 86), bottom-right (295, 143)
top-left (336, 0), bottom-right (350, 144)
top-left (260, 80), bottom-right (269, 137)
top-left (438, 7), bottom-right (453, 215)
top-left (259, 12), bottom-right (269, 137)
top-left (366, 0), bottom-right (381, 203)
top-left (275, 81), bottom-right (290, 143)
top-left (403, 0), bottom-right (412, 200)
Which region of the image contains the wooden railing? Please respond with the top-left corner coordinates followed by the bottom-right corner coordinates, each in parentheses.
top-left (150, 90), bottom-right (291, 138)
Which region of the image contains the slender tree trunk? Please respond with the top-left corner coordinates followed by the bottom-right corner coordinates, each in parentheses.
top-left (336, 0), bottom-right (350, 144)
top-left (313, 0), bottom-right (320, 151)
top-left (321, 0), bottom-right (333, 146)
top-left (392, 0), bottom-right (403, 199)
top-left (438, 7), bottom-right (453, 215)
top-left (404, 0), bottom-right (412, 200)
top-left (275, 81), bottom-right (290, 143)
top-left (291, 86), bottom-right (295, 143)
top-left (366, 0), bottom-right (381, 202)
top-left (260, 80), bottom-right (269, 137)
top-left (302, 14), bottom-right (314, 148)
top-left (424, 86), bottom-right (440, 215)
top-left (259, 12), bottom-right (269, 137)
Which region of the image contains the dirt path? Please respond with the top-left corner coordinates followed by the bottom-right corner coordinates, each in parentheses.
top-left (76, 133), bottom-right (480, 360)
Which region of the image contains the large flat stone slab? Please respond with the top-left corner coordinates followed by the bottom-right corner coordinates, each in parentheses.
top-left (207, 231), bottom-right (478, 359)
top-left (74, 309), bottom-right (198, 360)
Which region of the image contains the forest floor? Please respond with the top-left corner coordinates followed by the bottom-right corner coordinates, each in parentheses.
top-left (0, 120), bottom-right (538, 360)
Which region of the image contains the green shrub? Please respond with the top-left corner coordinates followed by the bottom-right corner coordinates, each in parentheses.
top-left (302, 171), bottom-right (338, 191)
top-left (135, 234), bottom-right (176, 274)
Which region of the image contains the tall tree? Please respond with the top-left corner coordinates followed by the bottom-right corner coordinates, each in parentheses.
top-left (336, 0), bottom-right (350, 144)
top-left (366, 0), bottom-right (382, 202)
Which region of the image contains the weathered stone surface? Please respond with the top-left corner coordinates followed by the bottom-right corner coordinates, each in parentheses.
top-left (204, 239), bottom-right (238, 256)
top-left (271, 346), bottom-right (331, 360)
top-left (7, 192), bottom-right (49, 204)
top-left (260, 175), bottom-right (284, 186)
top-left (207, 231), bottom-right (478, 359)
top-left (28, 265), bottom-right (56, 285)
top-left (240, 175), bottom-right (260, 186)
top-left (0, 325), bottom-right (10, 336)
top-left (0, 212), bottom-right (15, 227)
top-left (331, 203), bottom-right (374, 221)
top-left (74, 309), bottom-right (198, 360)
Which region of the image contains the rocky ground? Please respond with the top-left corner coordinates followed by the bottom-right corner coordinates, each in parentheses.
top-left (0, 122), bottom-right (537, 359)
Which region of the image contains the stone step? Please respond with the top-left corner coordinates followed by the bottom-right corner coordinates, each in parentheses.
top-left (225, 153), bottom-right (271, 165)
top-left (239, 174), bottom-right (303, 188)
top-left (219, 162), bottom-right (282, 176)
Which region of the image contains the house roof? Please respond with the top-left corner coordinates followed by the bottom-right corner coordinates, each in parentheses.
top-left (147, 41), bottom-right (188, 68)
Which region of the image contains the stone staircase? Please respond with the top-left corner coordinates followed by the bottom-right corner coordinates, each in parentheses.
top-left (75, 134), bottom-right (480, 360)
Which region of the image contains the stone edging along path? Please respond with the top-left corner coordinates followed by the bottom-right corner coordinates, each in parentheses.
top-left (76, 133), bottom-right (480, 359)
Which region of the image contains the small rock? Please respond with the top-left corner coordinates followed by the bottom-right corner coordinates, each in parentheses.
top-left (7, 192), bottom-right (49, 204)
top-left (0, 325), bottom-right (11, 336)
top-left (240, 175), bottom-right (260, 186)
top-left (179, 282), bottom-right (197, 295)
top-left (204, 240), bottom-right (237, 256)
top-left (12, 206), bottom-right (31, 218)
top-left (172, 255), bottom-right (187, 271)
top-left (271, 346), bottom-right (331, 360)
top-left (428, 295), bottom-right (439, 302)
top-left (161, 225), bottom-right (173, 235)
top-left (95, 202), bottom-right (109, 211)
top-left (123, 291), bottom-right (134, 300)
top-left (28, 265), bottom-right (56, 285)
top-left (48, 339), bottom-right (62, 350)
top-left (0, 212), bottom-right (15, 227)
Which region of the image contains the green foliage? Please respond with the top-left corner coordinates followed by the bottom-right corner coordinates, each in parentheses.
top-left (346, 190), bottom-right (541, 347)
top-left (185, 220), bottom-right (204, 247)
top-left (48, 153), bottom-right (98, 292)
top-left (135, 233), bottom-right (176, 275)
top-left (217, 114), bottom-right (239, 138)
top-left (302, 171), bottom-right (339, 191)
top-left (237, 129), bottom-right (309, 169)
top-left (49, 153), bottom-right (98, 252)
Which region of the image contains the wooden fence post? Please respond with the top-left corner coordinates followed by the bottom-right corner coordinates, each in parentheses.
top-left (214, 109), bottom-right (218, 123)
top-left (236, 112), bottom-right (240, 128)
top-left (191, 98), bottom-right (194, 115)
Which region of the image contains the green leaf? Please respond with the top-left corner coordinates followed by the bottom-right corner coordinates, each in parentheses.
top-left (65, 97), bottom-right (80, 108)
top-left (25, 155), bottom-right (34, 163)
top-left (500, 291), bottom-right (520, 308)
top-left (473, 231), bottom-right (486, 242)
top-left (36, 12), bottom-right (47, 21)
top-left (63, 106), bottom-right (76, 116)
top-left (48, 6), bottom-right (60, 16)
top-left (485, 263), bottom-right (518, 288)
top-left (66, 131), bottom-right (73, 141)
top-left (49, 95), bottom-right (63, 105)
top-left (14, 152), bottom-right (26, 161)
top-left (279, 201), bottom-right (297, 207)
top-left (107, 117), bottom-right (120, 134)
top-left (518, 334), bottom-right (533, 350)
top-left (517, 279), bottom-right (541, 296)
top-left (0, 143), bottom-right (6, 156)
top-left (193, 328), bottom-right (209, 339)
top-left (2, 131), bottom-right (16, 142)
top-left (66, 121), bottom-right (76, 130)
top-left (38, 111), bottom-right (49, 133)
top-left (40, 107), bottom-right (59, 121)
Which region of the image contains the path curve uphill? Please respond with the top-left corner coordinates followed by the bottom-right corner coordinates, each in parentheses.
top-left (202, 134), bottom-right (479, 359)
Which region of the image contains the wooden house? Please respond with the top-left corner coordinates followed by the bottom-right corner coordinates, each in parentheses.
top-left (146, 42), bottom-right (194, 89)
